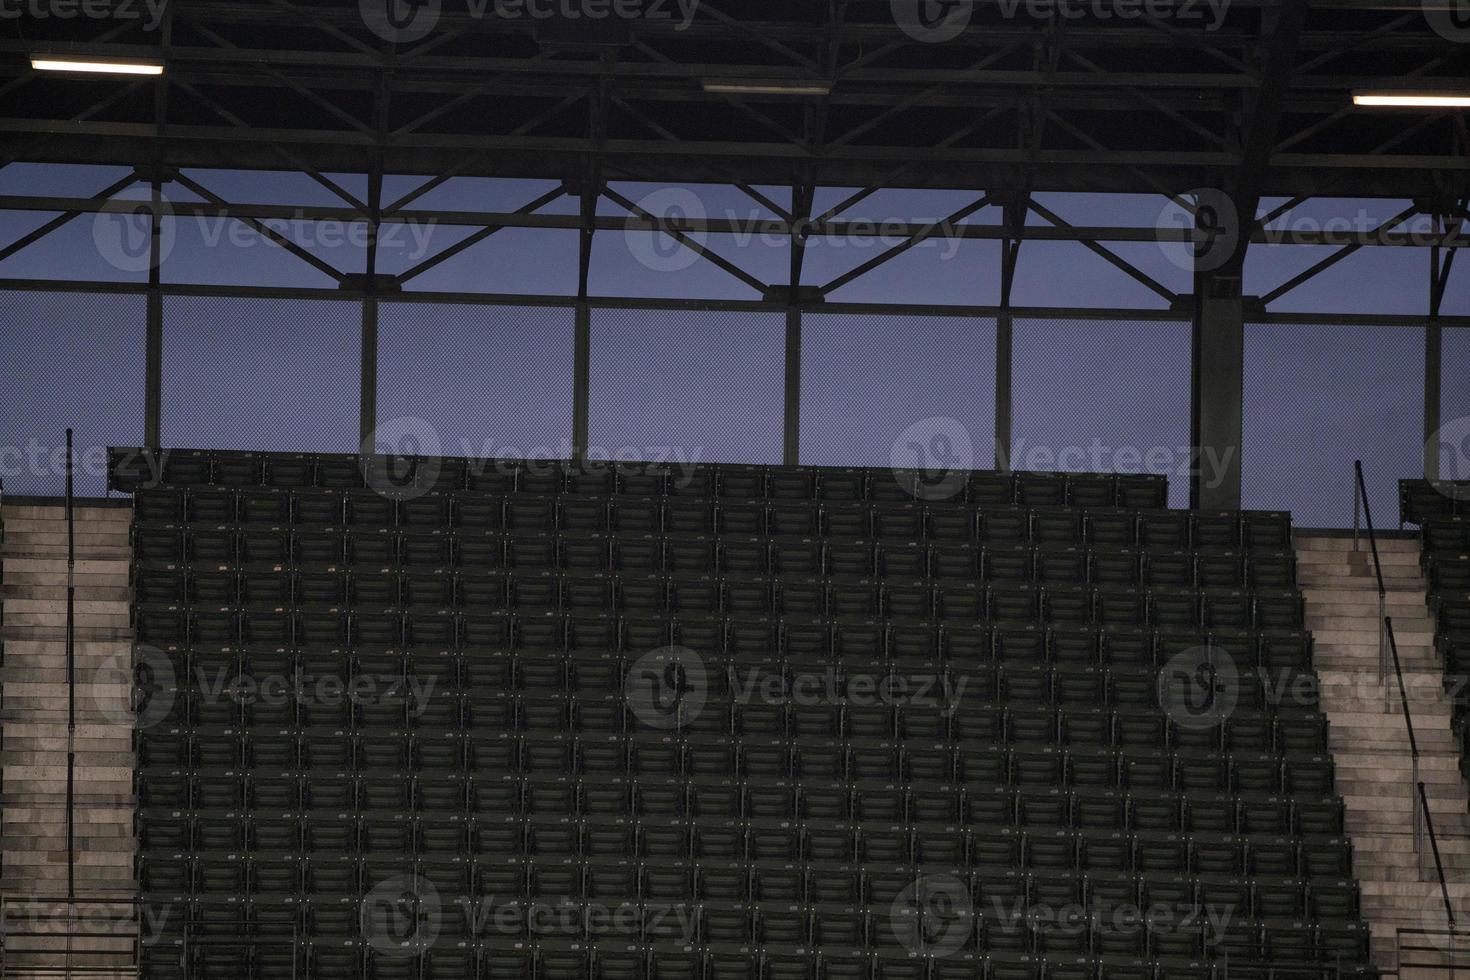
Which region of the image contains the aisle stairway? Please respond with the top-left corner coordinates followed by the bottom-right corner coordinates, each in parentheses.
top-left (1298, 533), bottom-right (1470, 977)
top-left (1, 501), bottom-right (137, 977)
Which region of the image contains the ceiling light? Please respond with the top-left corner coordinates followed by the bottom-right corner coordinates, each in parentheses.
top-left (1352, 91), bottom-right (1470, 108)
top-left (702, 78), bottom-right (831, 97)
top-left (31, 57), bottom-right (164, 76)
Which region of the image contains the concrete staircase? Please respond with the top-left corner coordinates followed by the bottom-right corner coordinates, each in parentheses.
top-left (1298, 533), bottom-right (1470, 977)
top-left (2, 502), bottom-right (137, 977)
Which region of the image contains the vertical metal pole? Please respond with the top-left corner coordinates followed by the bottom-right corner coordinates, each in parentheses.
top-left (145, 181), bottom-right (163, 449)
top-left (1381, 595), bottom-right (1388, 711)
top-left (361, 54), bottom-right (389, 452)
top-left (1426, 317), bottom-right (1443, 483)
top-left (783, 307), bottom-right (802, 466)
top-left (1192, 277), bottom-right (1245, 510)
top-left (359, 297), bottom-right (379, 449)
top-left (1352, 471), bottom-right (1361, 552)
top-left (1414, 753), bottom-right (1423, 878)
top-left (573, 302), bottom-right (591, 461)
top-left (1428, 221), bottom-right (1445, 483)
top-left (65, 428), bottom-right (76, 901)
top-left (994, 310), bottom-right (1013, 473)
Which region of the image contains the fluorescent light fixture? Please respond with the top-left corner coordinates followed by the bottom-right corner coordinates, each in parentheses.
top-left (1352, 90), bottom-right (1470, 108)
top-left (31, 57), bottom-right (164, 76)
top-left (702, 78), bottom-right (831, 96)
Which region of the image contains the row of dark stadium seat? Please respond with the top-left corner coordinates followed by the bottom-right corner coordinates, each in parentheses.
top-left (1400, 479), bottom-right (1470, 525)
top-left (130, 895), bottom-right (1359, 958)
top-left (140, 827), bottom-right (1349, 881)
top-left (129, 454), bottom-right (1363, 980)
top-left (133, 695), bottom-right (1330, 747)
top-left (110, 448), bottom-right (1169, 506)
top-left (1420, 514), bottom-right (1470, 715)
top-left (131, 545), bottom-right (1300, 593)
top-left (1403, 490), bottom-right (1470, 779)
top-left (140, 944), bottom-right (1373, 980)
top-left (133, 722), bottom-right (1334, 777)
top-left (134, 568), bottom-right (1302, 611)
top-left (143, 624), bottom-right (1316, 666)
top-left (133, 494), bottom-right (1288, 549)
top-left (133, 591), bottom-right (1306, 644)
top-left (135, 773), bottom-right (1343, 830)
top-left (132, 811), bottom-right (1346, 863)
top-left (131, 501), bottom-right (1287, 550)
top-left (138, 739), bottom-right (1333, 793)
top-left (143, 846), bottom-right (1346, 893)
top-left (146, 656), bottom-right (1304, 702)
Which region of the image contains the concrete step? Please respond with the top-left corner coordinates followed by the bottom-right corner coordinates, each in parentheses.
top-left (1, 545), bottom-right (132, 561)
top-left (2, 639), bottom-right (131, 656)
top-left (1307, 612), bottom-right (1437, 632)
top-left (2, 528), bottom-right (130, 547)
top-left (2, 626), bottom-right (134, 642)
top-left (1303, 580), bottom-right (1429, 597)
top-left (1303, 585), bottom-right (1432, 604)
top-left (1316, 670), bottom-right (1455, 702)
top-left (1305, 599), bottom-right (1428, 614)
top-left (2, 585), bottom-right (131, 603)
top-left (1, 505), bottom-right (132, 524)
top-left (1298, 548), bottom-right (1422, 566)
top-left (1297, 535), bottom-right (1420, 552)
top-left (1314, 652), bottom-right (1442, 672)
top-left (1337, 778), bottom-right (1468, 800)
top-left (1317, 628), bottom-right (1428, 652)
top-left (1, 558), bottom-right (131, 575)
top-left (1, 500), bottom-right (138, 980)
top-left (1336, 751), bottom-right (1464, 773)
top-left (1346, 808), bottom-right (1470, 837)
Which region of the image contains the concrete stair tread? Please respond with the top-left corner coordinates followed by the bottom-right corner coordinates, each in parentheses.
top-left (1, 501), bottom-right (137, 980)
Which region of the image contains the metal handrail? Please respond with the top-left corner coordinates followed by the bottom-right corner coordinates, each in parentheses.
top-left (1352, 461), bottom-right (1390, 699)
top-left (0, 895), bottom-right (140, 980)
top-left (1421, 781), bottom-right (1458, 932)
top-left (1386, 618), bottom-right (1426, 876)
top-left (1357, 462), bottom-right (1459, 937)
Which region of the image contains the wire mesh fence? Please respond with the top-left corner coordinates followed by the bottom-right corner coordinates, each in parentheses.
top-left (589, 308), bottom-right (785, 464)
top-left (378, 302), bottom-right (576, 460)
top-left (0, 283), bottom-right (1459, 518)
top-left (1437, 325), bottom-right (1470, 485)
top-left (1012, 317), bottom-right (1192, 508)
top-left (161, 296), bottom-right (361, 454)
top-left (1244, 322), bottom-right (1425, 528)
top-left (799, 313), bottom-right (997, 470)
top-left (0, 291), bottom-right (146, 497)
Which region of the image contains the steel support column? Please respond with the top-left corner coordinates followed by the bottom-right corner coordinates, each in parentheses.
top-left (1192, 276), bottom-right (1245, 509)
top-left (784, 307), bottom-right (801, 466)
top-left (145, 179), bottom-right (163, 449)
top-left (359, 297), bottom-right (379, 448)
top-left (573, 303), bottom-right (591, 461)
top-left (1426, 318), bottom-right (1442, 480)
top-left (994, 311), bottom-right (1013, 473)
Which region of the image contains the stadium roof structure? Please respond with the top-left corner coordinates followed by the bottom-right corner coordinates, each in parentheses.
top-left (0, 0), bottom-right (1466, 508)
top-left (3, 0), bottom-right (1469, 202)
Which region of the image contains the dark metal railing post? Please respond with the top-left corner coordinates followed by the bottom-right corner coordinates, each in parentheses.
top-left (65, 428), bottom-right (77, 901)
top-left (1386, 618), bottom-right (1423, 876)
top-left (1421, 781), bottom-right (1457, 931)
top-left (1358, 463), bottom-right (1451, 896)
top-left (1353, 468), bottom-right (1361, 552)
top-left (1354, 462), bottom-right (1389, 703)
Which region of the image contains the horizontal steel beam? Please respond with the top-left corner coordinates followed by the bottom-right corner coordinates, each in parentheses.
top-left (0, 277), bottom-right (1466, 327)
top-left (4, 194), bottom-right (1463, 247)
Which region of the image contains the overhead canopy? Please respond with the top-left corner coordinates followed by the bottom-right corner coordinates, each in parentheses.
top-left (2, 0), bottom-right (1468, 203)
